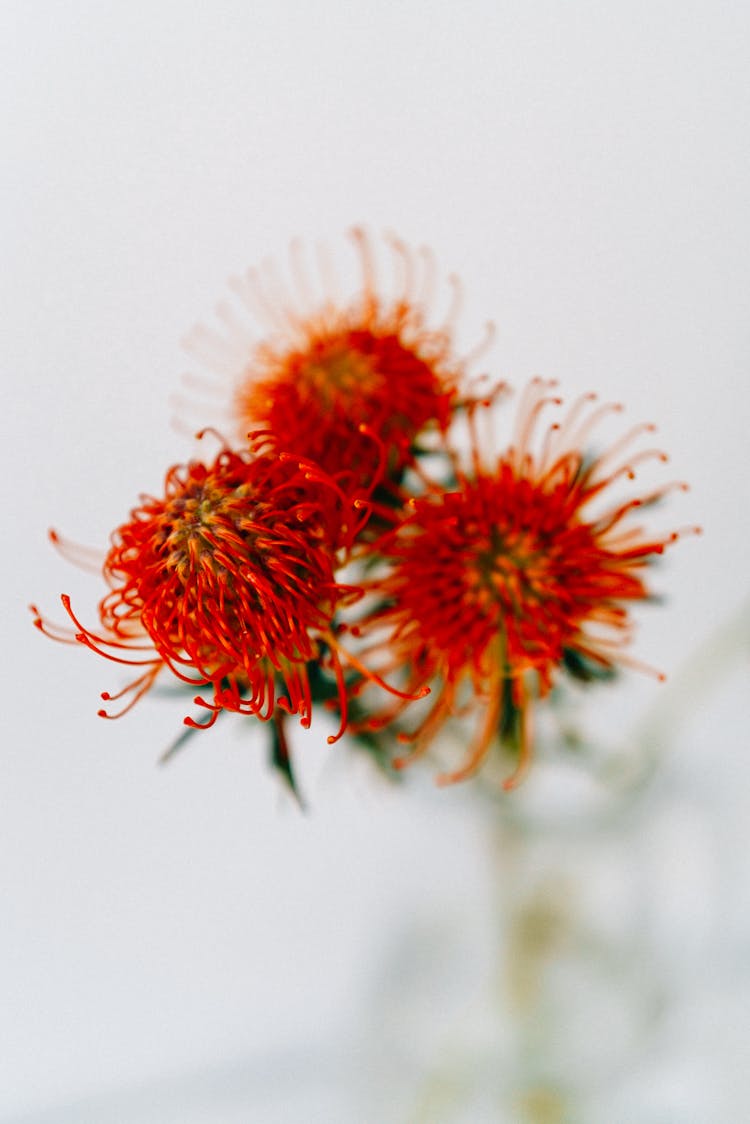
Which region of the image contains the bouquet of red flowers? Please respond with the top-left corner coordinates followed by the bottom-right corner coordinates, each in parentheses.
top-left (33, 230), bottom-right (697, 797)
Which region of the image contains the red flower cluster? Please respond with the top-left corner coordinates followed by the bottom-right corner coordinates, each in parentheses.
top-left (34, 231), bottom-right (695, 791)
top-left (34, 438), bottom-right (368, 737)
top-left (183, 229), bottom-right (476, 492)
top-left (357, 380), bottom-right (696, 787)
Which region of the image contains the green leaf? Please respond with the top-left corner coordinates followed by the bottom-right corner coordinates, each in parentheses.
top-left (270, 713), bottom-right (304, 808)
top-left (562, 647), bottom-right (617, 684)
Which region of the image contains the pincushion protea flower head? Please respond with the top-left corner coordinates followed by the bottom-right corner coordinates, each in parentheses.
top-left (182, 228), bottom-right (487, 492)
top-left (359, 379), bottom-right (699, 788)
top-left (32, 435), bottom-right (376, 740)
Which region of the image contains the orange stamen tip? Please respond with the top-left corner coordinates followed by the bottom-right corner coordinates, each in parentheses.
top-left (435, 773), bottom-right (459, 787)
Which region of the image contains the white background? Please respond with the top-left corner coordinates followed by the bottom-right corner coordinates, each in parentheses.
top-left (1, 2), bottom-right (748, 1120)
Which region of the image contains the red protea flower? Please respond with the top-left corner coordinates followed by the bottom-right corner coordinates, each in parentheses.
top-left (32, 435), bottom-right (380, 741)
top-left (182, 229), bottom-right (491, 492)
top-left (359, 379), bottom-right (699, 788)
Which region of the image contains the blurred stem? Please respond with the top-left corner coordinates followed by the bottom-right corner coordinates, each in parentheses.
top-left (403, 595), bottom-right (749, 1121)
